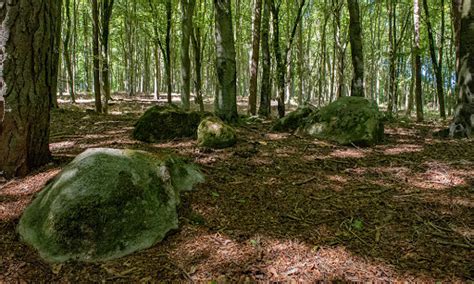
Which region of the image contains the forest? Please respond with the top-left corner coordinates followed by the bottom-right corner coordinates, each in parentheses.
top-left (0, 0), bottom-right (473, 281)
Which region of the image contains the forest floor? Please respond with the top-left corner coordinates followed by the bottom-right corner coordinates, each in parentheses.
top-left (0, 95), bottom-right (473, 282)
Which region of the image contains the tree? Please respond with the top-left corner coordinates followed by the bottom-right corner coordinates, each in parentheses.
top-left (258, 0), bottom-right (272, 117)
top-left (449, 1), bottom-right (474, 137)
top-left (101, 0), bottom-right (115, 114)
top-left (64, 0), bottom-right (76, 103)
top-left (413, 0), bottom-right (423, 122)
top-left (270, 0), bottom-right (306, 118)
top-left (181, 0), bottom-right (196, 110)
top-left (347, 0), bottom-right (364, 97)
top-left (92, 0), bottom-right (102, 113)
top-left (248, 0), bottom-right (263, 115)
top-left (423, 0), bottom-right (446, 119)
top-left (0, 0), bottom-right (62, 178)
top-left (214, 0), bottom-right (238, 121)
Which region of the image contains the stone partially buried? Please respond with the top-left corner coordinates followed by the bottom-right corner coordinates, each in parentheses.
top-left (18, 148), bottom-right (204, 262)
top-left (298, 96), bottom-right (384, 146)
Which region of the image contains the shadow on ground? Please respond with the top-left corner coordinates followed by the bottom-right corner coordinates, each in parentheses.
top-left (0, 99), bottom-right (472, 282)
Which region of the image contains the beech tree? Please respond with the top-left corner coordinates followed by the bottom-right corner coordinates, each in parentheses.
top-left (0, 0), bottom-right (62, 178)
top-left (214, 0), bottom-right (238, 121)
top-left (450, 1), bottom-right (474, 137)
top-left (347, 0), bottom-right (364, 97)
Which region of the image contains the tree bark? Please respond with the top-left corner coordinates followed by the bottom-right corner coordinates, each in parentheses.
top-left (64, 0), bottom-right (76, 103)
top-left (181, 0), bottom-right (196, 110)
top-left (166, 0), bottom-right (173, 104)
top-left (92, 0), bottom-right (102, 113)
top-left (347, 0), bottom-right (365, 97)
top-left (248, 0), bottom-right (262, 115)
top-left (258, 0), bottom-right (271, 117)
top-left (191, 26), bottom-right (205, 112)
top-left (0, 0), bottom-right (62, 178)
top-left (423, 0), bottom-right (446, 119)
top-left (450, 1), bottom-right (474, 137)
top-left (101, 0), bottom-right (115, 114)
top-left (214, 0), bottom-right (238, 121)
top-left (414, 0), bottom-right (423, 122)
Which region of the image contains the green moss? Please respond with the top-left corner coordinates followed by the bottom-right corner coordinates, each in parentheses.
top-left (133, 105), bottom-right (211, 142)
top-left (197, 117), bottom-right (237, 149)
top-left (17, 148), bottom-right (204, 262)
top-left (272, 105), bottom-right (317, 132)
top-left (299, 97), bottom-right (384, 146)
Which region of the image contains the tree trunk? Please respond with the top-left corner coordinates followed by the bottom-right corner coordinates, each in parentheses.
top-left (258, 0), bottom-right (271, 117)
top-left (423, 0), bottom-right (446, 119)
top-left (449, 2), bottom-right (474, 137)
top-left (347, 0), bottom-right (365, 97)
top-left (92, 0), bottom-right (102, 113)
top-left (166, 0), bottom-right (173, 104)
top-left (181, 0), bottom-right (196, 110)
top-left (414, 0), bottom-right (423, 122)
top-left (214, 0), bottom-right (238, 121)
top-left (101, 0), bottom-right (114, 114)
top-left (0, 0), bottom-right (62, 178)
top-left (192, 26), bottom-right (205, 112)
top-left (248, 0), bottom-right (262, 115)
top-left (64, 0), bottom-right (76, 103)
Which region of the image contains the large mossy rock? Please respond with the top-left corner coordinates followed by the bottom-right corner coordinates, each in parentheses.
top-left (298, 96), bottom-right (384, 146)
top-left (272, 104), bottom-right (317, 132)
top-left (133, 105), bottom-right (209, 142)
top-left (18, 148), bottom-right (204, 262)
top-left (197, 116), bottom-right (237, 148)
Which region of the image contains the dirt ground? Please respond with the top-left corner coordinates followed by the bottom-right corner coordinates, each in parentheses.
top-left (1, 97), bottom-right (473, 282)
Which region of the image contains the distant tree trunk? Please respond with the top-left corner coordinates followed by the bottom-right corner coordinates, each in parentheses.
top-left (271, 0), bottom-right (306, 117)
top-left (92, 0), bottom-right (102, 113)
top-left (248, 0), bottom-right (262, 115)
top-left (258, 0), bottom-right (271, 117)
top-left (0, 0), bottom-right (62, 178)
top-left (413, 0), bottom-right (423, 122)
top-left (166, 0), bottom-right (173, 104)
top-left (64, 0), bottom-right (76, 103)
top-left (83, 9), bottom-right (91, 93)
top-left (191, 27), bottom-right (205, 112)
top-left (214, 0), bottom-right (238, 121)
top-left (423, 0), bottom-right (446, 119)
top-left (181, 0), bottom-right (196, 110)
top-left (449, 2), bottom-right (474, 137)
top-left (101, 0), bottom-right (114, 114)
top-left (347, 0), bottom-right (365, 97)
top-left (387, 0), bottom-right (396, 113)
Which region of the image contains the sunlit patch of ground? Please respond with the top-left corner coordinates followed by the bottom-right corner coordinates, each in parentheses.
top-left (0, 99), bottom-right (472, 282)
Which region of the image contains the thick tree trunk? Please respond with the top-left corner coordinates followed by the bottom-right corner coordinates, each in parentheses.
top-left (92, 0), bottom-right (102, 113)
top-left (450, 2), bottom-right (474, 137)
top-left (0, 0), bottom-right (62, 178)
top-left (347, 0), bottom-right (365, 97)
top-left (181, 0), bottom-right (195, 110)
top-left (248, 0), bottom-right (262, 115)
top-left (214, 0), bottom-right (238, 121)
top-left (414, 0), bottom-right (424, 122)
top-left (258, 0), bottom-right (271, 117)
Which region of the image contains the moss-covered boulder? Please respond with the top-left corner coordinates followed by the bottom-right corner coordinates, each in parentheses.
top-left (133, 105), bottom-right (209, 142)
top-left (272, 104), bottom-right (317, 132)
top-left (197, 116), bottom-right (237, 148)
top-left (18, 148), bottom-right (204, 262)
top-left (298, 97), bottom-right (384, 146)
